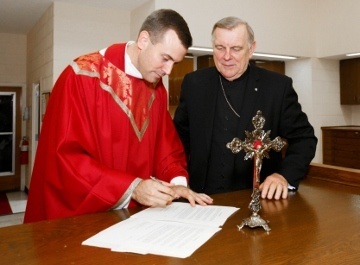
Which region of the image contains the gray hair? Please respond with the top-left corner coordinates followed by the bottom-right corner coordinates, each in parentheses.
top-left (211, 17), bottom-right (255, 47)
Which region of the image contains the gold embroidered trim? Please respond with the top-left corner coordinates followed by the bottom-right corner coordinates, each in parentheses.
top-left (70, 53), bottom-right (155, 141)
top-left (100, 82), bottom-right (154, 141)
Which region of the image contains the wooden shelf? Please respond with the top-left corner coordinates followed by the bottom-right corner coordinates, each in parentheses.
top-left (322, 126), bottom-right (360, 169)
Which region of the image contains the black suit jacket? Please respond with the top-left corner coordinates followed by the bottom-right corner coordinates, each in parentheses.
top-left (174, 64), bottom-right (317, 193)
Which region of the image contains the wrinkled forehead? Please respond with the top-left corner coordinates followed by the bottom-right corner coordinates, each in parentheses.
top-left (213, 26), bottom-right (250, 47)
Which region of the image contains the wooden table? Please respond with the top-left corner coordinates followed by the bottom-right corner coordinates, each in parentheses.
top-left (1, 177), bottom-right (359, 265)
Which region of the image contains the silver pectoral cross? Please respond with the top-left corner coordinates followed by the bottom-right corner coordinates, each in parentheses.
top-left (226, 110), bottom-right (286, 232)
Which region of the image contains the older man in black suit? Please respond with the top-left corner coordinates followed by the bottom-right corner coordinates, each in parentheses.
top-left (174, 16), bottom-right (317, 200)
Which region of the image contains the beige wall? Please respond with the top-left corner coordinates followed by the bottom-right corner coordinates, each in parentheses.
top-left (151, 0), bottom-right (360, 60)
top-left (2, 0), bottom-right (360, 188)
top-left (154, 0), bottom-right (316, 58)
top-left (316, 0), bottom-right (360, 58)
top-left (53, 2), bottom-right (131, 81)
top-left (0, 33), bottom-right (26, 84)
top-left (26, 4), bottom-right (54, 188)
top-left (131, 0), bottom-right (155, 40)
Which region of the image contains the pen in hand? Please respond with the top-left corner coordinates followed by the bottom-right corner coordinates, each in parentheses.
top-left (150, 176), bottom-right (163, 185)
top-left (150, 176), bottom-right (179, 199)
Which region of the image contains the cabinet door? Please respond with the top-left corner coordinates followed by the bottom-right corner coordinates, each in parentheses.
top-left (322, 127), bottom-right (360, 169)
top-left (340, 58), bottom-right (360, 105)
top-left (168, 57), bottom-right (194, 107)
top-left (251, 60), bottom-right (285, 74)
top-left (197, 55), bottom-right (215, 69)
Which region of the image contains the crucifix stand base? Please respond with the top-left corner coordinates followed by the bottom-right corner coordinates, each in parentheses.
top-left (237, 212), bottom-right (271, 232)
top-left (237, 187), bottom-right (271, 232)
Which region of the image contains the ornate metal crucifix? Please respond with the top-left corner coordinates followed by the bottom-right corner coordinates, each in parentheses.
top-left (226, 110), bottom-right (286, 232)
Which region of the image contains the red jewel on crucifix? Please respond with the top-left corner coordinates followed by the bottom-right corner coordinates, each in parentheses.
top-left (253, 139), bottom-right (263, 149)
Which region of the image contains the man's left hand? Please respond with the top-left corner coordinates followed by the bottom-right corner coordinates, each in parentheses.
top-left (171, 186), bottom-right (214, 206)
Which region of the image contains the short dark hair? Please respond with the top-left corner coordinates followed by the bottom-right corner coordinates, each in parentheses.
top-left (139, 9), bottom-right (192, 49)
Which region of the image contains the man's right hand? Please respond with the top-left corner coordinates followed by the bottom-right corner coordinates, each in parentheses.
top-left (131, 179), bottom-right (178, 207)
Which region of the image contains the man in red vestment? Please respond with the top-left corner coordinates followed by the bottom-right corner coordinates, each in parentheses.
top-left (24, 9), bottom-right (213, 223)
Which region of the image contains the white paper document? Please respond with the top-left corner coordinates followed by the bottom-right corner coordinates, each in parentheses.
top-left (82, 202), bottom-right (239, 258)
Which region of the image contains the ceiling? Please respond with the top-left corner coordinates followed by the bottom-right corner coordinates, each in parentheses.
top-left (6, 1), bottom-right (348, 60)
top-left (0, 0), bottom-right (150, 34)
top-left (0, 0), bottom-right (213, 57)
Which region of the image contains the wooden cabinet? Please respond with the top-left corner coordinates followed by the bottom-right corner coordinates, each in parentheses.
top-left (168, 57), bottom-right (194, 117)
top-left (322, 126), bottom-right (360, 169)
top-left (197, 55), bottom-right (215, 69)
top-left (168, 57), bottom-right (194, 107)
top-left (340, 57), bottom-right (360, 104)
top-left (251, 60), bottom-right (285, 74)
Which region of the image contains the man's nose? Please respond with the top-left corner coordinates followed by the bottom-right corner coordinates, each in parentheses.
top-left (224, 49), bottom-right (231, 59)
top-left (163, 61), bottom-right (174, 75)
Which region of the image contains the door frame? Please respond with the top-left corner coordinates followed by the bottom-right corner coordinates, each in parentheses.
top-left (0, 84), bottom-right (26, 191)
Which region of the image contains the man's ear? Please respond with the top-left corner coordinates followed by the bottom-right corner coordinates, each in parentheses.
top-left (138, 30), bottom-right (151, 50)
top-left (249, 41), bottom-right (257, 57)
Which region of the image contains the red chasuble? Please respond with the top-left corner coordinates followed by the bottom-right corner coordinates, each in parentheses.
top-left (24, 44), bottom-right (188, 223)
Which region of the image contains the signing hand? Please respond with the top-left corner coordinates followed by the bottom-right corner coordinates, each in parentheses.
top-left (131, 179), bottom-right (178, 207)
top-left (259, 173), bottom-right (288, 200)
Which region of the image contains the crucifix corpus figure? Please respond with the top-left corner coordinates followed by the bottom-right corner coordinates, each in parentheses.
top-left (226, 110), bottom-right (286, 232)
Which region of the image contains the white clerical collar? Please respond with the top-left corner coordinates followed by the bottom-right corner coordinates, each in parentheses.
top-left (125, 41), bottom-right (143, 79)
top-left (99, 42), bottom-right (143, 79)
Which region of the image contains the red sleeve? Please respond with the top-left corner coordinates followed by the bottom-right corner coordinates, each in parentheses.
top-left (152, 86), bottom-right (189, 181)
top-left (24, 67), bottom-right (138, 223)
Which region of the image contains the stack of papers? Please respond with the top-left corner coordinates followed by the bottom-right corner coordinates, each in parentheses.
top-left (82, 202), bottom-right (239, 258)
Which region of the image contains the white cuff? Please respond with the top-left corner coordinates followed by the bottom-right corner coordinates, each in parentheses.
top-left (170, 176), bottom-right (188, 187)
